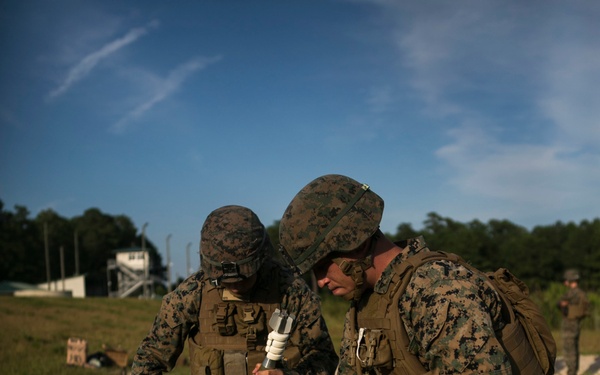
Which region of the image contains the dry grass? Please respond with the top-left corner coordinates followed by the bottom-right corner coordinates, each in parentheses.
top-left (0, 295), bottom-right (597, 375)
top-left (0, 296), bottom-right (189, 375)
top-left (554, 329), bottom-right (600, 356)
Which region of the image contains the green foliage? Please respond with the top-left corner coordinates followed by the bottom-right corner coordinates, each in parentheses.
top-left (534, 282), bottom-right (567, 329)
top-left (3, 198), bottom-right (600, 295)
top-left (1, 200), bottom-right (162, 295)
top-left (382, 212), bottom-right (600, 292)
top-left (493, 282), bottom-right (600, 331)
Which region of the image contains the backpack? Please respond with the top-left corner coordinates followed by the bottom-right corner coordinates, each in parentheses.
top-left (398, 251), bottom-right (556, 375)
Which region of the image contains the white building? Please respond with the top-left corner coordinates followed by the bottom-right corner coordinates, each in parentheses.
top-left (37, 274), bottom-right (86, 298)
top-left (107, 247), bottom-right (162, 298)
top-left (115, 247), bottom-right (149, 271)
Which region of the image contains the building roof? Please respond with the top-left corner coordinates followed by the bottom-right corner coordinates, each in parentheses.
top-left (112, 247), bottom-right (146, 254)
top-left (0, 281), bottom-right (42, 294)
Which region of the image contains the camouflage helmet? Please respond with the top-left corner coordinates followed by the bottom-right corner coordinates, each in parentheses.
top-left (279, 174), bottom-right (384, 275)
top-left (563, 269), bottom-right (580, 282)
top-left (200, 205), bottom-right (271, 282)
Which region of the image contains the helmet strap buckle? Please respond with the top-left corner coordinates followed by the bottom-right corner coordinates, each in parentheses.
top-left (221, 261), bottom-right (240, 279)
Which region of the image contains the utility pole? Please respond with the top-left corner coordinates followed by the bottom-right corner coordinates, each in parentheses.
top-left (142, 222), bottom-right (149, 298)
top-left (186, 242), bottom-right (192, 276)
top-left (44, 222), bottom-right (51, 290)
top-left (74, 230), bottom-right (80, 276)
top-left (166, 234), bottom-right (172, 293)
top-left (60, 245), bottom-right (65, 291)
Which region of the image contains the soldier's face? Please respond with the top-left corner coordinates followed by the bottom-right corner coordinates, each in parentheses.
top-left (221, 273), bottom-right (258, 296)
top-left (313, 257), bottom-right (356, 298)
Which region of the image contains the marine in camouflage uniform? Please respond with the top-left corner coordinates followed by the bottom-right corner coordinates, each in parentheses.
top-left (558, 269), bottom-right (589, 375)
top-left (131, 205), bottom-right (338, 375)
top-left (278, 174), bottom-right (512, 374)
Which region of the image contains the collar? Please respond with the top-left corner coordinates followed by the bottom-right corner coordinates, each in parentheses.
top-left (374, 236), bottom-right (429, 294)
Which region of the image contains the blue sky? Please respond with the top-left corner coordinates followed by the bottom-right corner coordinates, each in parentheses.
top-left (1, 0), bottom-right (599, 281)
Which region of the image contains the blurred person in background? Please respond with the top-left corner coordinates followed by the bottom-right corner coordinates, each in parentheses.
top-left (558, 269), bottom-right (590, 375)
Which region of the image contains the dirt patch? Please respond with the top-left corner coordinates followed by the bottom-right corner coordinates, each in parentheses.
top-left (555, 355), bottom-right (600, 375)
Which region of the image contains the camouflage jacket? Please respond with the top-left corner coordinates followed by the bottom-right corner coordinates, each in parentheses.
top-left (337, 236), bottom-right (512, 374)
top-left (131, 259), bottom-right (338, 375)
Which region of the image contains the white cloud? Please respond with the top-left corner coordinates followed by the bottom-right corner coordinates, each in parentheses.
top-left (537, 45), bottom-right (600, 146)
top-left (47, 21), bottom-right (159, 99)
top-left (372, 1), bottom-right (600, 221)
top-left (110, 55), bottom-right (222, 134)
top-left (435, 123), bottom-right (600, 223)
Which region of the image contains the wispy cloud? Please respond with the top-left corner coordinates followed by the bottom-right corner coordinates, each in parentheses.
top-left (375, 1), bottom-right (600, 221)
top-left (47, 20), bottom-right (159, 99)
top-left (537, 44), bottom-right (600, 147)
top-left (110, 55), bottom-right (223, 134)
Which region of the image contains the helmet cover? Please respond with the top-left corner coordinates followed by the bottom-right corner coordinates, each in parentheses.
top-left (279, 174), bottom-right (383, 275)
top-left (563, 269), bottom-right (580, 282)
top-left (200, 205), bottom-right (271, 282)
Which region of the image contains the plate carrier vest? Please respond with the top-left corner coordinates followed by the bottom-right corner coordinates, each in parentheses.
top-left (346, 250), bottom-right (552, 375)
top-left (189, 262), bottom-right (301, 375)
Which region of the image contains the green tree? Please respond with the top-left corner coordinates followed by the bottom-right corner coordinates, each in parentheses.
top-left (0, 201), bottom-right (42, 283)
top-left (390, 222), bottom-right (419, 242)
top-left (35, 209), bottom-right (74, 284)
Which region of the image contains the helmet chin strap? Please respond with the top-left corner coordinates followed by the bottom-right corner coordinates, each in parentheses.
top-left (331, 237), bottom-right (377, 302)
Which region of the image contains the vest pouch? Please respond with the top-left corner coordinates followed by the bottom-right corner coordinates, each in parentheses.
top-left (223, 351), bottom-right (247, 375)
top-left (497, 319), bottom-right (543, 374)
top-left (356, 328), bottom-right (394, 371)
top-left (189, 336), bottom-right (224, 375)
top-left (234, 305), bottom-right (267, 350)
top-left (215, 303), bottom-right (237, 336)
top-left (567, 304), bottom-right (585, 320)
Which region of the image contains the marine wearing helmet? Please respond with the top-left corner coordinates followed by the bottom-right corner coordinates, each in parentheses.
top-left (279, 174), bottom-right (384, 300)
top-left (131, 204), bottom-right (339, 375)
top-left (201, 205), bottom-right (270, 287)
top-left (563, 269), bottom-right (580, 282)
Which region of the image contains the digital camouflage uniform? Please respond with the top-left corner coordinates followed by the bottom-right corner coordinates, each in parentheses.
top-left (278, 175), bottom-right (514, 375)
top-left (131, 205), bottom-right (338, 375)
top-left (558, 270), bottom-right (589, 375)
top-left (131, 261), bottom-right (337, 375)
top-left (337, 237), bottom-right (511, 374)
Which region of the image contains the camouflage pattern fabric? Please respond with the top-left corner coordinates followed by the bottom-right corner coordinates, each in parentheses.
top-left (337, 237), bottom-right (512, 374)
top-left (559, 286), bottom-right (587, 375)
top-left (131, 258), bottom-right (338, 375)
top-left (279, 174), bottom-right (384, 275)
top-left (563, 269), bottom-right (580, 282)
top-left (201, 205), bottom-right (270, 281)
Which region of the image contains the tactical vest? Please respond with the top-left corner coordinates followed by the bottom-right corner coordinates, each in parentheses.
top-left (566, 287), bottom-right (590, 320)
top-left (189, 264), bottom-right (301, 375)
top-left (345, 254), bottom-right (434, 375)
top-left (346, 251), bottom-right (552, 375)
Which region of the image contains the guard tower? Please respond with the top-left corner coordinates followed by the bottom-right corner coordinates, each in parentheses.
top-left (107, 247), bottom-right (159, 298)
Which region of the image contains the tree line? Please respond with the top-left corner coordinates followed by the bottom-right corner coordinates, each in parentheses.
top-left (0, 201), bottom-right (163, 295)
top-left (1, 200), bottom-right (599, 294)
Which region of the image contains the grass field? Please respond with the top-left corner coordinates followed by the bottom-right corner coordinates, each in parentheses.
top-left (0, 295), bottom-right (598, 374)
